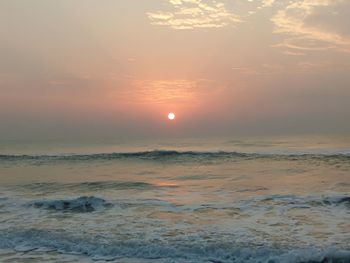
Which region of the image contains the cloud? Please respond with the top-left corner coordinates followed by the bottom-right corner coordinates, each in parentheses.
top-left (254, 0), bottom-right (276, 9)
top-left (230, 60), bottom-right (345, 76)
top-left (147, 0), bottom-right (240, 29)
top-left (261, 0), bottom-right (275, 7)
top-left (282, 50), bottom-right (305, 56)
top-left (231, 67), bottom-right (257, 75)
top-left (271, 0), bottom-right (350, 53)
top-left (133, 79), bottom-right (198, 103)
top-left (114, 79), bottom-right (220, 104)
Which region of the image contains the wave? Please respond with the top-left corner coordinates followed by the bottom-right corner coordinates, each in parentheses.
top-left (1, 150), bottom-right (350, 163)
top-left (239, 194), bottom-right (350, 209)
top-left (30, 196), bottom-right (112, 212)
top-left (19, 181), bottom-right (156, 192)
top-left (0, 229), bottom-right (349, 263)
top-left (18, 193), bottom-right (350, 217)
top-left (1, 194), bottom-right (349, 261)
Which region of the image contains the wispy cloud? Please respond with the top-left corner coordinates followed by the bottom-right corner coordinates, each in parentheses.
top-left (134, 79), bottom-right (198, 103)
top-left (115, 79), bottom-right (219, 104)
top-left (147, 0), bottom-right (240, 29)
top-left (261, 0), bottom-right (275, 8)
top-left (271, 0), bottom-right (350, 53)
top-left (231, 66), bottom-right (257, 75)
top-left (282, 50), bottom-right (305, 56)
top-left (230, 61), bottom-right (342, 76)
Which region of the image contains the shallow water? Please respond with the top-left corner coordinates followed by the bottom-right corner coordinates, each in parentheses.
top-left (0, 136), bottom-right (349, 262)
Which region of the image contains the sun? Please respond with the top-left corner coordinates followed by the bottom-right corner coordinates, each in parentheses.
top-left (168, 112), bottom-right (175, 120)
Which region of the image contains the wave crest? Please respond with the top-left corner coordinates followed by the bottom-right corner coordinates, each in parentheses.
top-left (31, 196), bottom-right (111, 212)
top-left (1, 150), bottom-right (350, 163)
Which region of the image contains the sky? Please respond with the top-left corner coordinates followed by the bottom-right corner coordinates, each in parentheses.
top-left (1, 0), bottom-right (350, 140)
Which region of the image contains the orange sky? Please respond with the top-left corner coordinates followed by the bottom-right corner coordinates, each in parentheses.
top-left (1, 0), bottom-right (350, 139)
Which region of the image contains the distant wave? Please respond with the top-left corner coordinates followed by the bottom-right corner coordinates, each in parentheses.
top-left (1, 150), bottom-right (350, 162)
top-left (17, 181), bottom-right (158, 192)
top-left (0, 150), bottom-right (251, 160)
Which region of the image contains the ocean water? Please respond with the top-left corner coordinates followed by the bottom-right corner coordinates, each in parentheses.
top-left (0, 136), bottom-right (349, 263)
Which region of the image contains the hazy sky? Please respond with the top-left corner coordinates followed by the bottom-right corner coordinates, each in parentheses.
top-left (1, 0), bottom-right (350, 140)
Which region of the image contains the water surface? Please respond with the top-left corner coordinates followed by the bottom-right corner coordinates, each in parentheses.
top-left (0, 136), bottom-right (349, 262)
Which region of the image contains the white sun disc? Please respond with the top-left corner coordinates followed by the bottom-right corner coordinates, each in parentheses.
top-left (168, 112), bottom-right (175, 120)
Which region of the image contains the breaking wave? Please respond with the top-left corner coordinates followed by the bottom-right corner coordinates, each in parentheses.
top-left (30, 196), bottom-right (112, 212)
top-left (1, 150), bottom-right (350, 163)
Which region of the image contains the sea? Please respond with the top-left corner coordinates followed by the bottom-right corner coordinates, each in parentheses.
top-left (0, 135), bottom-right (349, 262)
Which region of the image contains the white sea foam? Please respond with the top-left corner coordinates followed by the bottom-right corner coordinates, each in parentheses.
top-left (0, 229), bottom-right (349, 262)
top-left (1, 140), bottom-right (349, 262)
